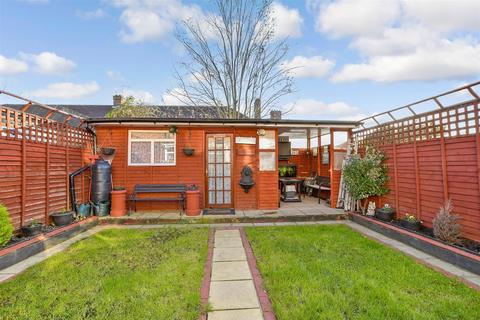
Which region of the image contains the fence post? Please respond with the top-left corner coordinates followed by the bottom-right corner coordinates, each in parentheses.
top-left (392, 142), bottom-right (399, 216)
top-left (65, 125), bottom-right (70, 210)
top-left (413, 119), bottom-right (421, 219)
top-left (439, 110), bottom-right (449, 201)
top-left (21, 113), bottom-right (26, 227)
top-left (45, 120), bottom-right (50, 224)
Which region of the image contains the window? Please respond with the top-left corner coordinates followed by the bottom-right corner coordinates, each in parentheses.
top-left (128, 130), bottom-right (176, 166)
top-left (259, 130), bottom-right (276, 171)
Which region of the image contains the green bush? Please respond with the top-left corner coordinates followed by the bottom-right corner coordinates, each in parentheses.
top-left (105, 96), bottom-right (154, 118)
top-left (0, 204), bottom-right (14, 246)
top-left (343, 146), bottom-right (389, 214)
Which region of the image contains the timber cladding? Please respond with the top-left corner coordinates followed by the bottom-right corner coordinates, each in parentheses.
top-left (0, 106), bottom-right (93, 230)
top-left (95, 126), bottom-right (278, 211)
top-left (354, 102), bottom-right (480, 241)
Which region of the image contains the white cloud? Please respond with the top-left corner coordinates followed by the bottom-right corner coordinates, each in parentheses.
top-left (106, 70), bottom-right (125, 81)
top-left (271, 2), bottom-right (303, 39)
top-left (333, 38), bottom-right (480, 82)
top-left (315, 0), bottom-right (400, 38)
top-left (0, 55), bottom-right (28, 75)
top-left (31, 81), bottom-right (99, 99)
top-left (111, 0), bottom-right (210, 43)
top-left (402, 0), bottom-right (480, 32)
top-left (283, 99), bottom-right (364, 120)
top-left (281, 55), bottom-right (334, 78)
top-left (309, 0), bottom-right (480, 83)
top-left (162, 87), bottom-right (187, 105)
top-left (76, 8), bottom-right (106, 20)
top-left (20, 52), bottom-right (76, 75)
top-left (121, 89), bottom-right (156, 104)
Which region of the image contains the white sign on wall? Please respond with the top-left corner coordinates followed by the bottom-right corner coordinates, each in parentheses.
top-left (235, 137), bottom-right (256, 144)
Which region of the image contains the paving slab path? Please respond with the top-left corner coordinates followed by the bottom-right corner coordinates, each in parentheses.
top-left (207, 229), bottom-right (265, 320)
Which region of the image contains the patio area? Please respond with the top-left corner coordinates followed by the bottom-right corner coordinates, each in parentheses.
top-left (105, 196), bottom-right (343, 222)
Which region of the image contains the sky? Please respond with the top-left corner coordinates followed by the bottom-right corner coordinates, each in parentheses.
top-left (1, 0), bottom-right (480, 121)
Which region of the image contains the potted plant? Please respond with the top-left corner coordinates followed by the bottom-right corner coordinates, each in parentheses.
top-left (342, 146), bottom-right (389, 214)
top-left (50, 208), bottom-right (74, 226)
top-left (401, 213), bottom-right (422, 231)
top-left (110, 186), bottom-right (127, 217)
top-left (375, 204), bottom-right (396, 222)
top-left (21, 219), bottom-right (44, 237)
top-left (186, 184), bottom-right (201, 216)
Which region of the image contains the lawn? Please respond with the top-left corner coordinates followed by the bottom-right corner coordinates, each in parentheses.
top-left (0, 227), bottom-right (209, 320)
top-left (246, 224), bottom-right (480, 320)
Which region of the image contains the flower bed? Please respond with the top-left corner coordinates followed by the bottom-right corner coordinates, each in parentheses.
top-left (0, 216), bottom-right (98, 270)
top-left (350, 212), bottom-right (480, 275)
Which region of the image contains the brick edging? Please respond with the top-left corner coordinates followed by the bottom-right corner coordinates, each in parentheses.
top-left (199, 228), bottom-right (215, 320)
top-left (239, 227), bottom-right (276, 320)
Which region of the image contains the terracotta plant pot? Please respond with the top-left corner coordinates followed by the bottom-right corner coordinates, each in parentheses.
top-left (110, 189), bottom-right (127, 217)
top-left (186, 189), bottom-right (201, 216)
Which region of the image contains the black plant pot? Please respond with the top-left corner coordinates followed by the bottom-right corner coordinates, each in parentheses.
top-left (401, 220), bottom-right (421, 231)
top-left (21, 224), bottom-right (44, 237)
top-left (101, 147), bottom-right (115, 155)
top-left (183, 148), bottom-right (195, 156)
top-left (50, 211), bottom-right (74, 226)
top-left (375, 209), bottom-right (395, 222)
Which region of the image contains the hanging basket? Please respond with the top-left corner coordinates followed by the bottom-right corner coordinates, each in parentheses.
top-left (183, 148), bottom-right (195, 156)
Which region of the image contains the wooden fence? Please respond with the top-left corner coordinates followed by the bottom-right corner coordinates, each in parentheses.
top-left (0, 106), bottom-right (93, 230)
top-left (354, 100), bottom-right (480, 241)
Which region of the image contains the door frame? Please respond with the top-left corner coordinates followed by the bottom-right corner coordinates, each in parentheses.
top-left (205, 133), bottom-right (234, 208)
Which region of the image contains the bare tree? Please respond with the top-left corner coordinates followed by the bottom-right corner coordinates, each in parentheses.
top-left (171, 0), bottom-right (293, 119)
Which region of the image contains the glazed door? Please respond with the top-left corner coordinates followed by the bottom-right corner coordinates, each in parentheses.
top-left (206, 134), bottom-right (233, 208)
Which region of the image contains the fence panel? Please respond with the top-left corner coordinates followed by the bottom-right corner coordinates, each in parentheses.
top-left (0, 106), bottom-right (93, 230)
top-left (354, 102), bottom-right (480, 241)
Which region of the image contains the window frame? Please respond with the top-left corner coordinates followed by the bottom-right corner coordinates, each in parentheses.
top-left (258, 130), bottom-right (276, 172)
top-left (128, 130), bottom-right (176, 166)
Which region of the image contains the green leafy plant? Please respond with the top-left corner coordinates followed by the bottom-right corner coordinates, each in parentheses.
top-left (113, 186), bottom-right (126, 191)
top-left (25, 218), bottom-right (42, 226)
top-left (106, 96), bottom-right (154, 118)
top-left (278, 166), bottom-right (287, 177)
top-left (343, 146), bottom-right (389, 214)
top-left (403, 213), bottom-right (421, 223)
top-left (0, 204), bottom-right (14, 247)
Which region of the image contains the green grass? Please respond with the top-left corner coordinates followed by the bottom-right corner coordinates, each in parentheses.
top-left (0, 227), bottom-right (209, 320)
top-left (246, 224), bottom-right (480, 320)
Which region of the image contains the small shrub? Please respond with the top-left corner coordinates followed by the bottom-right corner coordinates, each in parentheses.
top-left (105, 96), bottom-right (154, 118)
top-left (0, 204), bottom-right (14, 246)
top-left (433, 199), bottom-right (462, 245)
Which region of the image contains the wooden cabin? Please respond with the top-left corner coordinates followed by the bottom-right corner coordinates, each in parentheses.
top-left (87, 117), bottom-right (359, 212)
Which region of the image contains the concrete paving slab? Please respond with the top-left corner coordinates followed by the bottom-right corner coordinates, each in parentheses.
top-left (464, 276), bottom-right (480, 287)
top-left (0, 273), bottom-right (14, 282)
top-left (214, 237), bottom-right (244, 248)
top-left (212, 261), bottom-right (252, 281)
top-left (215, 230), bottom-right (241, 238)
top-left (208, 308), bottom-right (263, 320)
top-left (213, 248), bottom-right (247, 262)
top-left (209, 280), bottom-right (260, 310)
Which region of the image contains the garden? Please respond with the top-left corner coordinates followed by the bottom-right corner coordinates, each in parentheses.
top-left (246, 224), bottom-right (480, 320)
top-left (0, 227), bottom-right (209, 320)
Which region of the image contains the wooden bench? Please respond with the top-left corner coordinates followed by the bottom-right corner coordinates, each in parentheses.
top-left (305, 176), bottom-right (331, 203)
top-left (128, 184), bottom-right (187, 212)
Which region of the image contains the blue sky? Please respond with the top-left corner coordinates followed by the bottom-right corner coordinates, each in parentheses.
top-left (1, 0), bottom-right (479, 121)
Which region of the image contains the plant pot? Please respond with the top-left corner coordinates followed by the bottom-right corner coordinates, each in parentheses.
top-left (183, 148), bottom-right (195, 156)
top-left (101, 147), bottom-right (115, 155)
top-left (50, 211), bottom-right (74, 226)
top-left (401, 220), bottom-right (421, 231)
top-left (186, 189), bottom-right (201, 216)
top-left (375, 209), bottom-right (395, 222)
top-left (21, 224), bottom-right (43, 237)
top-left (110, 189), bottom-right (127, 217)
